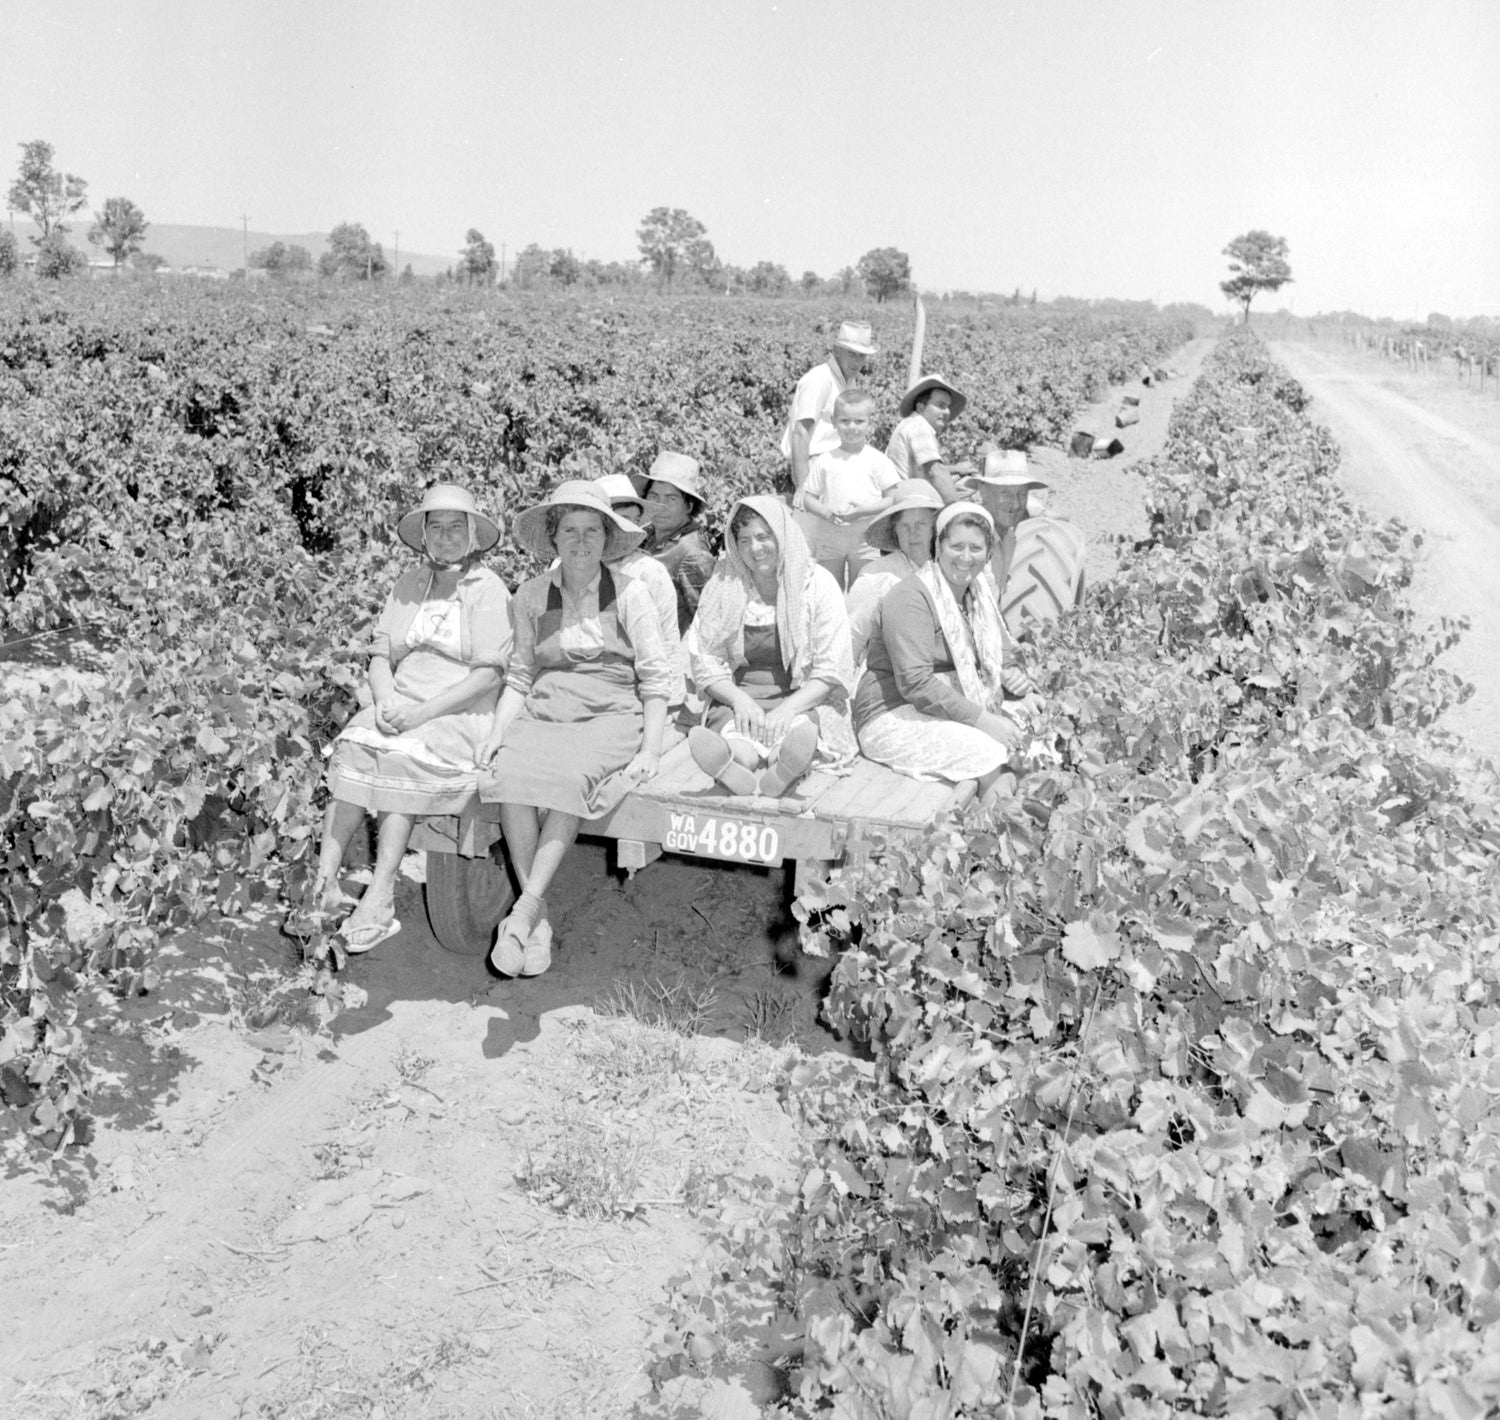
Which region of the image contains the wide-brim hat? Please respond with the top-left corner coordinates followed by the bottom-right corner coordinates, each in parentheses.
top-left (511, 479), bottom-right (645, 562)
top-left (396, 482), bottom-right (502, 553)
top-left (630, 450), bottom-right (705, 509)
top-left (863, 479), bottom-right (945, 552)
top-left (832, 319), bottom-right (879, 356)
top-left (964, 448), bottom-right (1049, 491)
top-left (899, 374), bottom-right (968, 420)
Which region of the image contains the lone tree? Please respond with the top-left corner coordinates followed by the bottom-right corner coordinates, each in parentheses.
top-left (7, 140), bottom-right (88, 244)
top-left (857, 246), bottom-right (911, 303)
top-left (88, 197), bottom-right (149, 269)
top-left (636, 206), bottom-right (713, 287)
top-left (1220, 230), bottom-right (1292, 324)
top-left (318, 222), bottom-right (389, 281)
top-left (460, 228), bottom-right (497, 285)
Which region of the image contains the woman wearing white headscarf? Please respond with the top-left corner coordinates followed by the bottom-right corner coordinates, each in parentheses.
top-left (854, 502), bottom-right (1038, 807)
top-left (689, 495), bottom-right (856, 798)
top-left (312, 483), bottom-right (511, 952)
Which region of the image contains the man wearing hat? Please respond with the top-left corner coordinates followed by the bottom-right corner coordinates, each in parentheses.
top-left (885, 374), bottom-right (976, 506)
top-left (780, 319), bottom-right (879, 501)
top-left (964, 449), bottom-right (1086, 626)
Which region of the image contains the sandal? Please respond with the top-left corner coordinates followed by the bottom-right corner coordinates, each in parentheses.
top-left (758, 720), bottom-right (818, 798)
top-left (688, 727), bottom-right (758, 797)
top-left (340, 917), bottom-right (401, 955)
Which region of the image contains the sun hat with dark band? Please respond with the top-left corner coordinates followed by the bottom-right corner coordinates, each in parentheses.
top-left (899, 374), bottom-right (968, 420)
top-left (396, 483), bottom-right (502, 553)
top-left (832, 319), bottom-right (879, 356)
top-left (593, 473), bottom-right (645, 509)
top-left (630, 450), bottom-right (705, 510)
top-left (511, 479), bottom-right (645, 562)
top-left (863, 479), bottom-right (945, 552)
top-left (964, 448), bottom-right (1049, 491)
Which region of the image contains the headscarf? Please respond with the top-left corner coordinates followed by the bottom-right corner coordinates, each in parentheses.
top-left (692, 495), bottom-right (858, 769)
top-left (916, 502), bottom-right (1008, 710)
top-left (422, 514), bottom-right (480, 570)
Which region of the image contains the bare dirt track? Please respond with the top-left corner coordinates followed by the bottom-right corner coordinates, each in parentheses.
top-left (0, 343), bottom-right (1213, 1420)
top-left (1270, 338), bottom-right (1500, 764)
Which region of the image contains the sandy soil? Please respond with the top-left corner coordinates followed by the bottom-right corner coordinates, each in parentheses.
top-left (1269, 338), bottom-right (1500, 765)
top-left (0, 343), bottom-right (1213, 1420)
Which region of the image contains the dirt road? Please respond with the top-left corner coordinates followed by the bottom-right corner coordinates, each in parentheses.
top-left (1270, 339), bottom-right (1500, 764)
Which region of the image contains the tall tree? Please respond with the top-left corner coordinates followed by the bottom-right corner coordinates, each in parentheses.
top-left (856, 247), bottom-right (911, 303)
top-left (1219, 231), bottom-right (1292, 324)
top-left (636, 206), bottom-right (711, 286)
top-left (459, 228), bottom-right (497, 286)
top-left (318, 222), bottom-right (389, 281)
top-left (87, 196), bottom-right (149, 269)
top-left (7, 140), bottom-right (88, 244)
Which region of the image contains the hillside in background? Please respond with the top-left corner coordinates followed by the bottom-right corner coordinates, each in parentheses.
top-left (7, 219), bottom-right (453, 277)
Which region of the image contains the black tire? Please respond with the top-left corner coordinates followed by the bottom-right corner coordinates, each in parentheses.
top-left (424, 848), bottom-right (516, 956)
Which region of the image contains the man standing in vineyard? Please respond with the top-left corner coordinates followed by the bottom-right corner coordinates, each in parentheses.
top-left (885, 375), bottom-right (976, 505)
top-left (780, 319), bottom-right (879, 500)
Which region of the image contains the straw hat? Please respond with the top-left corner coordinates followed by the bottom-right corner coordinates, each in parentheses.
top-left (863, 480), bottom-right (945, 552)
top-left (396, 483), bottom-right (502, 553)
top-left (511, 479), bottom-right (645, 562)
top-left (899, 374), bottom-right (968, 420)
top-left (832, 319), bottom-right (879, 356)
top-left (630, 451), bottom-right (705, 509)
top-left (964, 448), bottom-right (1050, 491)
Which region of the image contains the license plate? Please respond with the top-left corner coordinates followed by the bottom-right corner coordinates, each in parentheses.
top-left (662, 811), bottom-right (781, 865)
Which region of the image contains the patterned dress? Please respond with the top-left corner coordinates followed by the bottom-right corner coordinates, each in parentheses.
top-left (328, 563), bottom-right (512, 816)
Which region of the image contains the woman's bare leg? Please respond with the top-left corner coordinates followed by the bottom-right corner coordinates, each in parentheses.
top-left (344, 810), bottom-right (414, 929)
top-left (314, 799), bottom-right (366, 909)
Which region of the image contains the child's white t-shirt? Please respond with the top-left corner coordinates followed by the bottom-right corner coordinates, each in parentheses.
top-left (805, 445), bottom-right (900, 517)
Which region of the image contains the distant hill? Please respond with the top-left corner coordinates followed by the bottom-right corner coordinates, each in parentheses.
top-left (7, 219), bottom-right (454, 278)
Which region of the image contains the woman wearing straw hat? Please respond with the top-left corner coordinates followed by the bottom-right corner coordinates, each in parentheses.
top-left (845, 479), bottom-right (944, 666)
top-left (689, 496), bottom-right (857, 798)
top-left (635, 451), bottom-right (716, 633)
top-left (476, 481), bottom-right (672, 977)
top-left (853, 502), bottom-right (1037, 807)
top-left (310, 484), bottom-right (511, 953)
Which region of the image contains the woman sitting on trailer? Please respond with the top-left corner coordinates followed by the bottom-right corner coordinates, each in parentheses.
top-left (844, 478), bottom-right (944, 667)
top-left (476, 481), bottom-right (671, 979)
top-left (854, 502), bottom-right (1039, 808)
top-left (312, 484), bottom-right (511, 953)
top-left (688, 495), bottom-right (856, 799)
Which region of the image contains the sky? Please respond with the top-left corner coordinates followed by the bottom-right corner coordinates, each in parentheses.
top-left (2, 0), bottom-right (1497, 318)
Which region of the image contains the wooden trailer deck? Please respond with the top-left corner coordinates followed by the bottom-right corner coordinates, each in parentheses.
top-left (410, 738), bottom-right (975, 955)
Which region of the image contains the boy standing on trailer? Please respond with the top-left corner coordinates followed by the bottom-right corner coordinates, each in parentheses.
top-left (793, 389), bottom-right (899, 590)
top-left (780, 319), bottom-right (880, 500)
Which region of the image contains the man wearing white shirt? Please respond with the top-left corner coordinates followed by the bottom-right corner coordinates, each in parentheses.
top-left (780, 319), bottom-right (879, 500)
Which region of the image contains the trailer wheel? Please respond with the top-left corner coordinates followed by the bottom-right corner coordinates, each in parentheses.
top-left (424, 848), bottom-right (515, 956)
